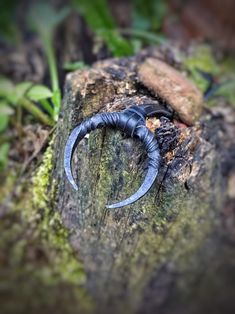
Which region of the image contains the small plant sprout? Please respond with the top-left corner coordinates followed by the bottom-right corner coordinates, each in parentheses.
top-left (0, 76), bottom-right (54, 126)
top-left (28, 2), bottom-right (70, 121)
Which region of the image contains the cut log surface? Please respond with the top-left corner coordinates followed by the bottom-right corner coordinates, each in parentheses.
top-left (54, 50), bottom-right (235, 314)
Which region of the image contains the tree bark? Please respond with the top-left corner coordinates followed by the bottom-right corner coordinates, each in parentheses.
top-left (1, 48), bottom-right (235, 314)
top-left (53, 49), bottom-right (234, 314)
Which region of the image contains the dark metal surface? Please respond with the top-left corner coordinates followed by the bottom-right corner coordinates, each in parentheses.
top-left (64, 104), bottom-right (173, 208)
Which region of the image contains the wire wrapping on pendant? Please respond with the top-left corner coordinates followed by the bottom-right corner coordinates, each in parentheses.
top-left (64, 105), bottom-right (162, 208)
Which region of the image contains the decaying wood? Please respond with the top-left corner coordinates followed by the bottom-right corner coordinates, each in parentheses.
top-left (52, 48), bottom-right (234, 314)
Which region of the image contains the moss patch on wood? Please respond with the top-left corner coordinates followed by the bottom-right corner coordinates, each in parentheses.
top-left (0, 138), bottom-right (93, 314)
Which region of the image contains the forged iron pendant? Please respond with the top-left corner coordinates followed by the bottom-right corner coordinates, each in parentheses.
top-left (64, 104), bottom-right (172, 209)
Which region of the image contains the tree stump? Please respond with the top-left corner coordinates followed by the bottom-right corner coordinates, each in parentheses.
top-left (52, 49), bottom-right (233, 314)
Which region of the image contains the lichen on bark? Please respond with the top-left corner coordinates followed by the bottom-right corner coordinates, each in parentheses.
top-left (52, 47), bottom-right (227, 313)
top-left (1, 44), bottom-right (233, 314)
top-left (0, 137), bottom-right (93, 314)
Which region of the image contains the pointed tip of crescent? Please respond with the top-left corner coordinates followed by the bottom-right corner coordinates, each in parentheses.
top-left (106, 203), bottom-right (121, 209)
top-left (106, 202), bottom-right (127, 209)
top-left (70, 179), bottom-right (79, 191)
top-left (64, 161), bottom-right (79, 191)
top-left (106, 166), bottom-right (158, 209)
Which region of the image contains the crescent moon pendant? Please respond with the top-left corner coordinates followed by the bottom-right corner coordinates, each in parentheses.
top-left (64, 105), bottom-right (162, 209)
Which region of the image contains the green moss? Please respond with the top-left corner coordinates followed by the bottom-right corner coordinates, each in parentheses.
top-left (0, 169), bottom-right (16, 203)
top-left (25, 139), bottom-right (87, 286)
top-left (0, 138), bottom-right (93, 313)
top-left (125, 184), bottom-right (217, 301)
top-left (85, 127), bottom-right (219, 308)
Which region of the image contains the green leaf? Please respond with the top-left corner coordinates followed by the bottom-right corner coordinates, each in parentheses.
top-left (52, 89), bottom-right (61, 121)
top-left (152, 1), bottom-right (168, 30)
top-left (0, 101), bottom-right (14, 131)
top-left (19, 97), bottom-right (54, 126)
top-left (0, 143), bottom-right (10, 169)
top-left (73, 0), bottom-right (133, 57)
top-left (74, 0), bottom-right (115, 30)
top-left (0, 79), bottom-right (51, 106)
top-left (0, 78), bottom-right (55, 125)
top-left (120, 29), bottom-right (166, 45)
top-left (0, 76), bottom-right (15, 101)
top-left (0, 77), bottom-right (28, 105)
top-left (28, 2), bottom-right (64, 119)
top-left (132, 10), bottom-right (151, 31)
top-left (26, 85), bottom-right (53, 101)
top-left (13, 82), bottom-right (33, 104)
top-left (0, 101), bottom-right (14, 132)
top-left (28, 2), bottom-right (70, 39)
top-left (63, 61), bottom-right (88, 71)
top-left (39, 99), bottom-right (54, 117)
top-left (0, 115), bottom-right (9, 132)
top-left (132, 0), bottom-right (167, 32)
top-left (98, 29), bottom-right (133, 57)
top-left (52, 89), bottom-right (61, 108)
top-left (0, 101), bottom-right (14, 115)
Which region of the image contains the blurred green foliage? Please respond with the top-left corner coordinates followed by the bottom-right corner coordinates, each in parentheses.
top-left (63, 61), bottom-right (88, 71)
top-left (0, 76), bottom-right (54, 125)
top-left (0, 97), bottom-right (13, 168)
top-left (0, 77), bottom-right (55, 169)
top-left (73, 0), bottom-right (167, 55)
top-left (28, 2), bottom-right (70, 121)
top-left (184, 45), bottom-right (235, 106)
top-left (0, 142), bottom-right (9, 170)
top-left (132, 0), bottom-right (167, 32)
top-left (0, 0), bottom-right (20, 44)
top-left (73, 0), bottom-right (134, 57)
top-left (216, 58), bottom-right (235, 106)
top-left (28, 3), bottom-right (70, 38)
top-left (184, 45), bottom-right (220, 92)
top-left (214, 80), bottom-right (235, 105)
top-left (127, 0), bottom-right (167, 49)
